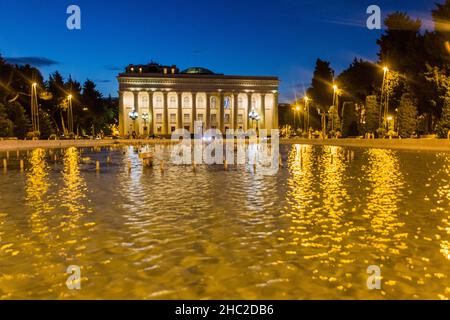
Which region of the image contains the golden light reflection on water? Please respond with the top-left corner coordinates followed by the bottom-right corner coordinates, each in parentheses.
top-left (363, 149), bottom-right (406, 258)
top-left (26, 148), bottom-right (52, 235)
top-left (0, 145), bottom-right (449, 299)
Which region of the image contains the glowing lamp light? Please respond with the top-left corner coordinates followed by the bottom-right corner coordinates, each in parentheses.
top-left (129, 109), bottom-right (139, 121)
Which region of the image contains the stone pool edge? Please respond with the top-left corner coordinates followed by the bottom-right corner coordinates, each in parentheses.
top-left (0, 138), bottom-right (450, 152)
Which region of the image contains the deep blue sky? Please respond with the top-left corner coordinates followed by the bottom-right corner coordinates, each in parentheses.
top-left (0, 0), bottom-right (436, 102)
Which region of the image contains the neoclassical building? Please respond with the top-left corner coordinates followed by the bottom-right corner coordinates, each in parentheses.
top-left (117, 63), bottom-right (279, 136)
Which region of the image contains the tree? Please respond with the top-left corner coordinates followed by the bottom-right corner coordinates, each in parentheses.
top-left (341, 102), bottom-right (359, 137)
top-left (6, 101), bottom-right (30, 139)
top-left (377, 12), bottom-right (424, 75)
top-left (397, 93), bottom-right (418, 138)
top-left (337, 59), bottom-right (380, 103)
top-left (307, 59), bottom-right (334, 110)
top-left (82, 79), bottom-right (104, 134)
top-left (0, 103), bottom-right (12, 137)
top-left (436, 95), bottom-right (450, 138)
top-left (365, 95), bottom-right (380, 134)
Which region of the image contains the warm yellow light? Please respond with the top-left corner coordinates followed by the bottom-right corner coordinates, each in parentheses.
top-left (383, 66), bottom-right (389, 73)
top-left (333, 85), bottom-right (338, 91)
top-left (32, 82), bottom-right (37, 87)
top-left (68, 94), bottom-right (72, 99)
top-left (296, 106), bottom-right (300, 111)
top-left (387, 116), bottom-right (393, 121)
top-left (304, 96), bottom-right (309, 102)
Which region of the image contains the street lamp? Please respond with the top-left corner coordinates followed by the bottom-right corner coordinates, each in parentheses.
top-left (304, 96), bottom-right (310, 134)
top-left (67, 94), bottom-right (73, 135)
top-left (248, 107), bottom-right (260, 134)
top-left (129, 109), bottom-right (139, 138)
top-left (142, 112), bottom-right (149, 136)
top-left (380, 66), bottom-right (389, 129)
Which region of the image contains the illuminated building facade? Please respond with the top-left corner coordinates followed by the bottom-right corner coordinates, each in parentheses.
top-left (117, 63), bottom-right (279, 136)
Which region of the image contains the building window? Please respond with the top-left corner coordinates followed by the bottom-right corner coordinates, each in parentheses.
top-left (224, 114), bottom-right (230, 124)
top-left (156, 96), bottom-right (162, 108)
top-left (238, 97), bottom-right (243, 108)
top-left (157, 126), bottom-right (162, 133)
top-left (183, 96), bottom-right (190, 107)
top-left (238, 114), bottom-right (243, 123)
top-left (211, 114), bottom-right (217, 123)
top-left (184, 113), bottom-right (190, 123)
top-left (171, 126), bottom-right (176, 132)
top-left (170, 96), bottom-right (176, 108)
top-left (198, 96), bottom-right (204, 107)
top-left (224, 97), bottom-right (231, 109)
top-left (156, 113), bottom-right (162, 123)
top-left (197, 114), bottom-right (203, 121)
top-left (170, 113), bottom-right (176, 123)
top-left (211, 97), bottom-right (217, 109)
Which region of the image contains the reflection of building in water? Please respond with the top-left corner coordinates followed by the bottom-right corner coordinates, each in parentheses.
top-left (118, 63), bottom-right (279, 136)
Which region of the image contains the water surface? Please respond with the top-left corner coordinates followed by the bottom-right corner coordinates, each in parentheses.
top-left (0, 144), bottom-right (449, 299)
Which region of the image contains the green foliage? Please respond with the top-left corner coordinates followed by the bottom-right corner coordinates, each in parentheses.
top-left (341, 102), bottom-right (359, 137)
top-left (436, 95), bottom-right (450, 138)
top-left (0, 103), bottom-right (12, 137)
top-left (365, 95), bottom-right (380, 134)
top-left (337, 59), bottom-right (380, 103)
top-left (6, 101), bottom-right (30, 139)
top-left (397, 93), bottom-right (418, 138)
top-left (307, 59), bottom-right (334, 112)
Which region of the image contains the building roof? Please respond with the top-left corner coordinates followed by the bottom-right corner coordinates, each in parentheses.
top-left (180, 67), bottom-right (216, 75)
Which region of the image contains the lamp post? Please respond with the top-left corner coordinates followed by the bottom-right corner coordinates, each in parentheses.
top-left (304, 96), bottom-right (310, 135)
top-left (67, 94), bottom-right (73, 135)
top-left (129, 109), bottom-right (139, 138)
top-left (142, 112), bottom-right (149, 136)
top-left (380, 66), bottom-right (389, 129)
top-left (248, 107), bottom-right (260, 135)
top-left (31, 82), bottom-right (39, 134)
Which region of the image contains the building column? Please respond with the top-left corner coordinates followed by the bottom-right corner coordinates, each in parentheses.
top-left (133, 91), bottom-right (139, 134)
top-left (247, 93), bottom-right (253, 130)
top-left (148, 91), bottom-right (154, 135)
top-left (177, 92), bottom-right (183, 130)
top-left (206, 93), bottom-right (211, 130)
top-left (219, 92), bottom-right (225, 132)
top-left (191, 92), bottom-right (197, 133)
top-left (274, 92), bottom-right (279, 129)
top-left (233, 93), bottom-right (238, 130)
top-left (163, 92), bottom-right (169, 135)
top-left (260, 93), bottom-right (266, 130)
top-left (119, 91), bottom-right (124, 135)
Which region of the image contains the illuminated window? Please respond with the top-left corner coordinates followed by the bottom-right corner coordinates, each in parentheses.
top-left (211, 97), bottom-right (217, 108)
top-left (197, 114), bottom-right (203, 121)
top-left (183, 96), bottom-right (190, 107)
top-left (184, 113), bottom-right (190, 123)
top-left (238, 97), bottom-right (243, 108)
top-left (156, 113), bottom-right (162, 122)
top-left (224, 97), bottom-right (231, 109)
top-left (211, 114), bottom-right (217, 123)
top-left (238, 114), bottom-right (243, 123)
top-left (156, 96), bottom-right (162, 108)
top-left (198, 96), bottom-right (204, 107)
top-left (170, 113), bottom-right (176, 123)
top-left (170, 96), bottom-right (176, 108)
top-left (224, 114), bottom-right (230, 123)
